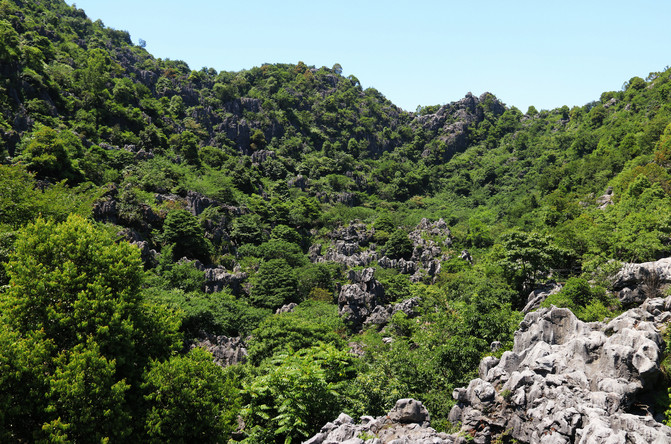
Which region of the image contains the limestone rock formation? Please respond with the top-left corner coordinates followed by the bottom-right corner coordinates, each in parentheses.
top-left (189, 334), bottom-right (247, 367)
top-left (338, 268), bottom-right (386, 329)
top-left (522, 281), bottom-right (563, 313)
top-left (314, 295), bottom-right (671, 443)
top-left (363, 297), bottom-right (421, 328)
top-left (202, 267), bottom-right (248, 294)
top-left (449, 298), bottom-right (671, 443)
top-left (378, 218), bottom-right (451, 281)
top-left (305, 399), bottom-right (460, 444)
top-left (612, 257), bottom-right (671, 307)
top-left (312, 223), bottom-right (378, 268)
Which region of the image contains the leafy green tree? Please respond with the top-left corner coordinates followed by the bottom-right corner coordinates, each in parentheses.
top-left (46, 340), bottom-right (132, 442)
top-left (18, 126), bottom-right (81, 182)
top-left (373, 213), bottom-right (395, 233)
top-left (242, 344), bottom-right (352, 442)
top-left (232, 213), bottom-right (267, 245)
top-left (0, 329), bottom-right (52, 441)
top-left (384, 229), bottom-right (414, 260)
top-left (1, 215), bottom-right (143, 354)
top-left (497, 230), bottom-right (564, 302)
top-left (162, 210), bottom-right (211, 262)
top-left (0, 215), bottom-right (182, 440)
top-left (270, 224), bottom-right (302, 244)
top-left (246, 305), bottom-right (345, 365)
top-left (143, 348), bottom-right (240, 443)
top-left (256, 238), bottom-right (307, 267)
top-left (542, 277), bottom-right (615, 321)
top-left (251, 258), bottom-right (299, 309)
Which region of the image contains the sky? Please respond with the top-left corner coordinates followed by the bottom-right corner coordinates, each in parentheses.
top-left (71, 0), bottom-right (671, 112)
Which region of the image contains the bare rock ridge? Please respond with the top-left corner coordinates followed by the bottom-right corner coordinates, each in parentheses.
top-left (189, 334), bottom-right (247, 367)
top-left (449, 298), bottom-right (671, 443)
top-left (309, 292), bottom-right (671, 443)
top-left (612, 257), bottom-right (671, 307)
top-left (305, 398), bottom-right (458, 444)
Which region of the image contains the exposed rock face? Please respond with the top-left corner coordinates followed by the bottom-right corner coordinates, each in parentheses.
top-left (186, 190), bottom-right (217, 216)
top-left (338, 268), bottom-right (386, 329)
top-left (313, 223), bottom-right (378, 268)
top-left (130, 240), bottom-right (158, 268)
top-left (275, 303), bottom-right (297, 314)
top-left (449, 299), bottom-right (671, 443)
top-left (305, 399), bottom-right (459, 444)
top-left (522, 281), bottom-right (563, 313)
top-left (190, 334), bottom-right (247, 367)
top-left (612, 257), bottom-right (671, 307)
top-left (202, 267), bottom-right (248, 295)
top-left (596, 186), bottom-right (614, 210)
top-left (363, 297), bottom-right (421, 327)
top-left (416, 92), bottom-right (505, 162)
top-left (378, 218), bottom-right (451, 282)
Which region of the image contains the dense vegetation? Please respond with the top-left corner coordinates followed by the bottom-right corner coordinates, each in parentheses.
top-left (2, 0), bottom-right (671, 441)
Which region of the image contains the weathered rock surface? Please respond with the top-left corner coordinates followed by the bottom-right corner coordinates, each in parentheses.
top-left (311, 223), bottom-right (378, 268)
top-left (363, 297), bottom-right (421, 327)
top-left (612, 257), bottom-right (671, 307)
top-left (305, 399), bottom-right (461, 444)
top-left (378, 218), bottom-right (451, 281)
top-left (449, 298), bottom-right (671, 443)
top-left (417, 92), bottom-right (505, 162)
top-left (202, 267), bottom-right (248, 295)
top-left (522, 281), bottom-right (563, 313)
top-left (338, 268), bottom-right (386, 329)
top-left (596, 186), bottom-right (614, 210)
top-left (190, 334), bottom-right (247, 367)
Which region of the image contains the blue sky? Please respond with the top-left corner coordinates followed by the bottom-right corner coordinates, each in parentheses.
top-left (72, 0), bottom-right (671, 112)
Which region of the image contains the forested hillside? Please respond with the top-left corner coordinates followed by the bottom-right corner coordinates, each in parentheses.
top-left (3, 0), bottom-right (671, 442)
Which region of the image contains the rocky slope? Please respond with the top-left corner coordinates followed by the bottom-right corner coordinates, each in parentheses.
top-left (309, 286), bottom-right (671, 443)
top-left (449, 298), bottom-right (671, 443)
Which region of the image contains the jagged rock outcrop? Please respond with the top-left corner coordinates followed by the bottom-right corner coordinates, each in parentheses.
top-left (202, 267), bottom-right (248, 294)
top-left (190, 334), bottom-right (247, 367)
top-left (612, 257), bottom-right (671, 307)
top-left (130, 240), bottom-right (158, 268)
top-left (186, 190), bottom-right (217, 216)
top-left (449, 299), bottom-right (671, 443)
top-left (305, 399), bottom-right (461, 444)
top-left (276, 303), bottom-right (297, 314)
top-left (522, 281), bottom-right (563, 313)
top-left (312, 223), bottom-right (378, 268)
top-left (596, 186), bottom-right (614, 210)
top-left (363, 297), bottom-right (422, 327)
top-left (338, 268), bottom-right (386, 329)
top-left (416, 92), bottom-right (505, 162)
top-left (377, 218), bottom-right (451, 281)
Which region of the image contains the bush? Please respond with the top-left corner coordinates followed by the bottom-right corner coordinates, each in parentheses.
top-left (143, 348), bottom-right (240, 442)
top-left (384, 229), bottom-right (414, 260)
top-left (162, 210), bottom-right (211, 262)
top-left (251, 258), bottom-right (299, 309)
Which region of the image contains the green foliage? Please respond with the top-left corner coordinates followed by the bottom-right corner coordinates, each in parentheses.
top-left (162, 210), bottom-right (212, 262)
top-left (242, 344), bottom-right (352, 443)
top-left (270, 224), bottom-right (302, 244)
top-left (497, 230), bottom-right (565, 303)
top-left (246, 302), bottom-right (345, 365)
top-left (145, 287), bottom-right (270, 338)
top-left (384, 228), bottom-right (414, 260)
top-left (7, 1), bottom-right (671, 438)
top-left (541, 277), bottom-right (618, 322)
top-left (143, 348), bottom-right (240, 443)
top-left (18, 125), bottom-right (82, 182)
top-left (46, 339), bottom-right (132, 442)
top-left (0, 215), bottom-right (181, 441)
top-left (1, 215), bottom-right (143, 352)
top-left (251, 258), bottom-right (300, 309)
